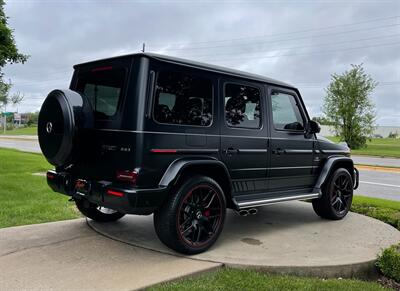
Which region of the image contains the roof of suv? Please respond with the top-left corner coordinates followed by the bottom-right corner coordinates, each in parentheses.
top-left (74, 52), bottom-right (295, 89)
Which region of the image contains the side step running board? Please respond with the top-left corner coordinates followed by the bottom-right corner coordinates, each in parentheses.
top-left (235, 192), bottom-right (320, 209)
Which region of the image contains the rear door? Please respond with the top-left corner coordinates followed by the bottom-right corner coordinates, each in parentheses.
top-left (69, 57), bottom-right (135, 180)
top-left (267, 86), bottom-right (316, 192)
top-left (220, 79), bottom-right (269, 197)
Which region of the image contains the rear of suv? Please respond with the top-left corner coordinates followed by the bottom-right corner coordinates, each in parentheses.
top-left (38, 53), bottom-right (359, 254)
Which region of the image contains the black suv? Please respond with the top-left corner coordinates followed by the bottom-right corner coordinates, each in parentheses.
top-left (38, 53), bottom-right (359, 254)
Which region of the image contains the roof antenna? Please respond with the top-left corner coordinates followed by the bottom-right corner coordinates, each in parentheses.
top-left (142, 42), bottom-right (146, 53)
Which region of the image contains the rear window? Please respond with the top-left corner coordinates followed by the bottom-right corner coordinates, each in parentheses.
top-left (76, 67), bottom-right (126, 119)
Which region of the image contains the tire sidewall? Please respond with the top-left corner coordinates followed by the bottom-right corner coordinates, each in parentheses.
top-left (156, 175), bottom-right (227, 254)
top-left (326, 168), bottom-right (353, 219)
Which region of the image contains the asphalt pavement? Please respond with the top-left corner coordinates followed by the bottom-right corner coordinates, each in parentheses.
top-left (356, 169), bottom-right (400, 201)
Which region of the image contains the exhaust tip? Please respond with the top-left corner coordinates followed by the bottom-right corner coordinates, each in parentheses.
top-left (237, 210), bottom-right (249, 216)
top-left (248, 208), bottom-right (258, 215)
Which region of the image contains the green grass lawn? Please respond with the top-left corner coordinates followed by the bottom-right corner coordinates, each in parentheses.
top-left (327, 137), bottom-right (400, 158)
top-left (0, 148), bottom-right (79, 228)
top-left (0, 126), bottom-right (37, 135)
top-left (150, 268), bottom-right (387, 291)
top-left (352, 195), bottom-right (400, 230)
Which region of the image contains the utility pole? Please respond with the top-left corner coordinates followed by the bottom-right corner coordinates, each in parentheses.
top-left (142, 43), bottom-right (146, 53)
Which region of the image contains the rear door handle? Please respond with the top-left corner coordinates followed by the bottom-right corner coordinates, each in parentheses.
top-left (223, 147), bottom-right (239, 156)
top-left (273, 148), bottom-right (285, 155)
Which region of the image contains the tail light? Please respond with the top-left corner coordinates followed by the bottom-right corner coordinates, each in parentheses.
top-left (107, 190), bottom-right (124, 197)
top-left (47, 172), bottom-right (55, 180)
top-left (116, 170), bottom-right (138, 185)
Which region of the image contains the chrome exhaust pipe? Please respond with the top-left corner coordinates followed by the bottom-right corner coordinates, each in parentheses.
top-left (236, 208), bottom-right (258, 216)
top-left (237, 209), bottom-right (249, 216)
top-left (248, 208), bottom-right (258, 215)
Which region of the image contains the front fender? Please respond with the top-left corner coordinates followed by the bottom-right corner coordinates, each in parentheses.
top-left (159, 157), bottom-right (231, 187)
top-left (313, 156), bottom-right (355, 193)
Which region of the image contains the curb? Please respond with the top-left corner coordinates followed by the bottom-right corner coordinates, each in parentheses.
top-left (356, 164), bottom-right (400, 173)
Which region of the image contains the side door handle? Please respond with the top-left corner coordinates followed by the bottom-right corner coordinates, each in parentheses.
top-left (223, 147), bottom-right (239, 156)
top-left (272, 148), bottom-right (285, 155)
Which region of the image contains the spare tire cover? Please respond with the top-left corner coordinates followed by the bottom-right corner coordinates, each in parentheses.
top-left (38, 89), bottom-right (93, 166)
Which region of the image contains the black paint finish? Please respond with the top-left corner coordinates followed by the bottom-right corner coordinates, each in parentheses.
top-left (40, 53), bottom-right (357, 215)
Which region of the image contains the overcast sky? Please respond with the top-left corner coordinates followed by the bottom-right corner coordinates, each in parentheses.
top-left (3, 0), bottom-right (400, 125)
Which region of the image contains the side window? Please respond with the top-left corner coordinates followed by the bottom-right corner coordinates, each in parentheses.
top-left (224, 83), bottom-right (261, 128)
top-left (271, 91), bottom-right (304, 131)
top-left (153, 70), bottom-right (213, 126)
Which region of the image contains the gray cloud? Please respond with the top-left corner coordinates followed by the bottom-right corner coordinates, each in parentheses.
top-left (3, 0), bottom-right (400, 125)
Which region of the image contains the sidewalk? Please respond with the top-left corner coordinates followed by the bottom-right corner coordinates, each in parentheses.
top-left (0, 134), bottom-right (38, 140)
top-left (0, 219), bottom-right (220, 290)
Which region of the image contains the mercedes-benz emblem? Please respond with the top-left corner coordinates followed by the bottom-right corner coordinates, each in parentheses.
top-left (196, 211), bottom-right (202, 219)
top-left (46, 122), bottom-right (53, 134)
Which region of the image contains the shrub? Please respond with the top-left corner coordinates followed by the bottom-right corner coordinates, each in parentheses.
top-left (376, 243), bottom-right (400, 282)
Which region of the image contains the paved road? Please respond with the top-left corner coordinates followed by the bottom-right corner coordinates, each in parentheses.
top-left (0, 219), bottom-right (220, 291)
top-left (0, 136), bottom-right (40, 153)
top-left (1, 136), bottom-right (399, 200)
top-left (356, 169), bottom-right (400, 201)
top-left (352, 155), bottom-right (400, 168)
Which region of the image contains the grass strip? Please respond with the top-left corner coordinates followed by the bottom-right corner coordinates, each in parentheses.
top-left (0, 147), bottom-right (79, 228)
top-left (150, 268), bottom-right (387, 291)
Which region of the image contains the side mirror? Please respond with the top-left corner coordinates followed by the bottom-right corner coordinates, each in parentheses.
top-left (307, 120), bottom-right (321, 134)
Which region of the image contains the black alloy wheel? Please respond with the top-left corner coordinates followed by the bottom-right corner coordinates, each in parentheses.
top-left (154, 175), bottom-right (226, 255)
top-left (330, 172), bottom-right (353, 215)
top-left (312, 168), bottom-right (353, 220)
top-left (177, 184), bottom-right (223, 248)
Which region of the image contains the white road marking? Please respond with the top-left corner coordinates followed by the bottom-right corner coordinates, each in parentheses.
top-left (360, 181), bottom-right (400, 188)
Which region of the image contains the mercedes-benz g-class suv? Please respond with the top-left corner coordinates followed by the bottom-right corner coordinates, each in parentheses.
top-left (38, 53), bottom-right (359, 254)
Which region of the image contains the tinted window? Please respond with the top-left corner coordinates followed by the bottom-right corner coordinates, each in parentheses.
top-left (225, 83), bottom-right (260, 128)
top-left (153, 70), bottom-right (213, 126)
top-left (271, 92), bottom-right (304, 131)
top-left (76, 68), bottom-right (125, 119)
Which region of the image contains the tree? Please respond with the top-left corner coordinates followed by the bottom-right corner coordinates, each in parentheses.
top-left (0, 79), bottom-right (23, 132)
top-left (323, 64), bottom-right (377, 149)
top-left (0, 0), bottom-right (28, 132)
top-left (0, 0), bottom-right (28, 74)
top-left (312, 116), bottom-right (334, 126)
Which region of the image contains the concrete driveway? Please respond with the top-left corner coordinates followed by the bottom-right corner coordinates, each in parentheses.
top-left (0, 219), bottom-right (220, 291)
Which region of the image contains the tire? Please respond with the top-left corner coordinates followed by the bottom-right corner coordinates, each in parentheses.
top-left (75, 199), bottom-right (125, 222)
top-left (312, 168), bottom-right (353, 220)
top-left (38, 89), bottom-right (93, 167)
top-left (154, 175), bottom-right (226, 255)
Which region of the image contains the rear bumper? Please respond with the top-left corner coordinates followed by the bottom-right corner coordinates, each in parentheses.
top-left (46, 170), bottom-right (168, 215)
